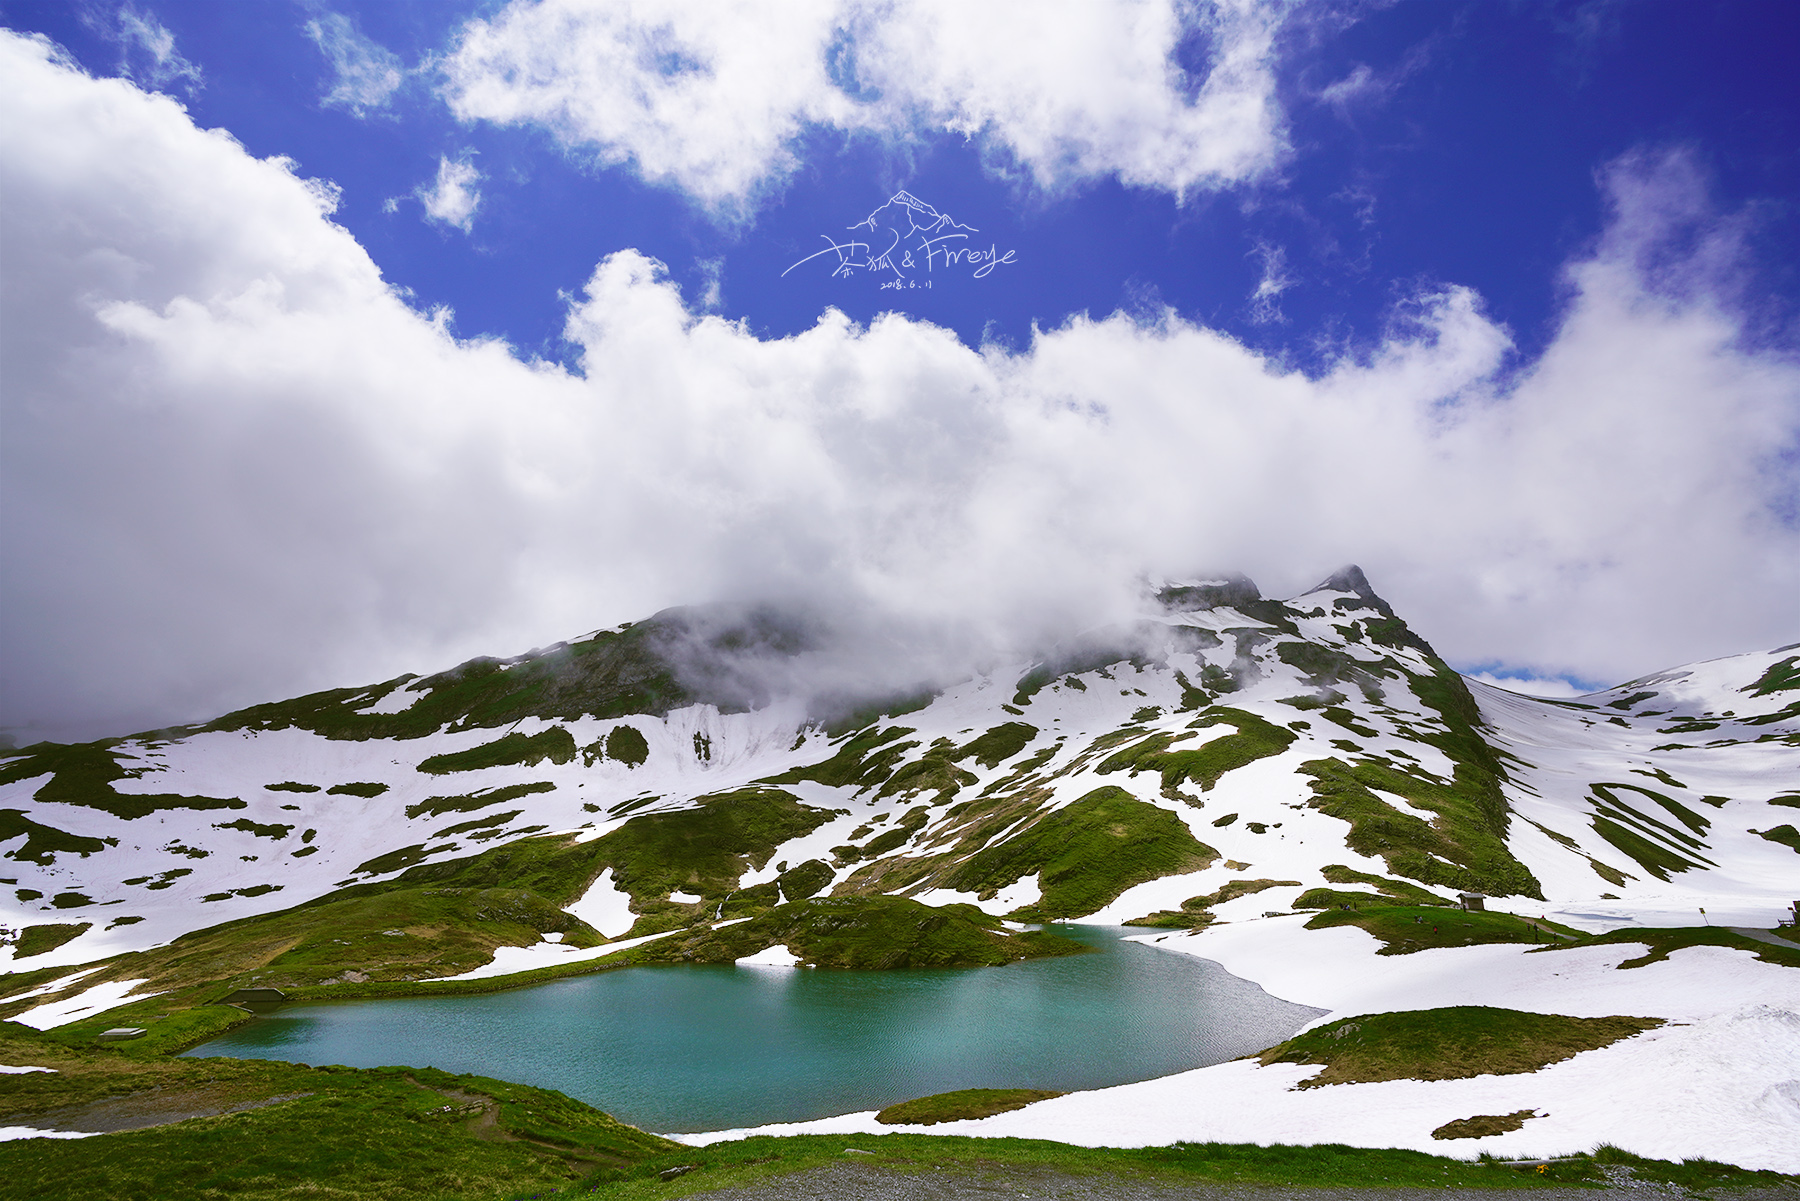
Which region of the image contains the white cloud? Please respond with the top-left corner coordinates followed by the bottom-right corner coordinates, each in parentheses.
top-left (846, 0), bottom-right (1288, 197)
top-left (82, 1), bottom-right (202, 94)
top-left (2, 34), bottom-right (1796, 741)
top-left (1312, 37), bottom-right (1432, 120)
top-left (305, 11), bottom-right (406, 116)
top-left (1464, 672), bottom-right (1591, 699)
top-left (442, 0), bottom-right (855, 212)
top-left (695, 257), bottom-right (725, 311)
top-left (1317, 63), bottom-right (1377, 108)
top-left (439, 0), bottom-right (1290, 211)
top-left (1248, 241), bottom-right (1293, 323)
top-left (416, 155), bottom-right (482, 232)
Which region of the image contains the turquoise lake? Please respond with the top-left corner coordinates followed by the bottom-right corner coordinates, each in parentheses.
top-left (187, 926), bottom-right (1324, 1133)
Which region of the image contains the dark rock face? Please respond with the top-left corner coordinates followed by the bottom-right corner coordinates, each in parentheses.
top-left (1155, 574), bottom-right (1264, 613)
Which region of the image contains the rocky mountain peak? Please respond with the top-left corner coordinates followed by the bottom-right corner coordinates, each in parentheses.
top-left (1306, 565), bottom-right (1391, 614)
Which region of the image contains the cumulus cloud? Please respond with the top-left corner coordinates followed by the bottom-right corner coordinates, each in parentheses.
top-left (440, 0), bottom-right (1290, 211)
top-left (844, 0), bottom-right (1288, 196)
top-left (416, 154), bottom-right (483, 231)
top-left (2, 33), bottom-right (1796, 741)
top-left (305, 10), bottom-right (406, 116)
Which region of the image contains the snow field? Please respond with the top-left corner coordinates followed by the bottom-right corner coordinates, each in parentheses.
top-left (1473, 669), bottom-right (1800, 908)
top-left (680, 1002), bottom-right (1800, 1173)
top-left (681, 917), bottom-right (1800, 1172)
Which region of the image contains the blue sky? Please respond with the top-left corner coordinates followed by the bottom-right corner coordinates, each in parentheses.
top-left (12, 0), bottom-right (1798, 365)
top-left (1, 1), bottom-right (1797, 739)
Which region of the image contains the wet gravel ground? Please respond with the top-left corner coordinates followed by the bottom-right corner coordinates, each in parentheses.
top-left (26, 1085), bottom-right (312, 1134)
top-left (687, 1161), bottom-right (1800, 1201)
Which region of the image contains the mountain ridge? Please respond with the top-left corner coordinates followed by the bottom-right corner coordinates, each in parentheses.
top-left (2, 569), bottom-right (1794, 1006)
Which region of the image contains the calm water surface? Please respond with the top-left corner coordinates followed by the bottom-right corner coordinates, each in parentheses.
top-left (187, 925), bottom-right (1322, 1132)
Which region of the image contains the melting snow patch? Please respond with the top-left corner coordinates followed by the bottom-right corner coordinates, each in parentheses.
top-left (1372, 788), bottom-right (1434, 818)
top-left (358, 687), bottom-right (419, 715)
top-left (669, 891), bottom-right (702, 904)
top-left (988, 875), bottom-right (1041, 913)
top-left (565, 868), bottom-right (637, 939)
top-left (911, 874), bottom-right (1042, 917)
top-left (736, 944), bottom-right (801, 968)
top-left (425, 927), bottom-right (681, 983)
top-left (13, 978), bottom-right (159, 1031)
top-left (0, 965), bottom-right (104, 1006)
top-left (0, 1127), bottom-right (99, 1142)
top-left (0, 1066), bottom-right (56, 1074)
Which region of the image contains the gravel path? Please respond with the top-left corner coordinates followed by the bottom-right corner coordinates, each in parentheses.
top-left (1725, 927), bottom-right (1799, 951)
top-left (684, 1160), bottom-right (1800, 1201)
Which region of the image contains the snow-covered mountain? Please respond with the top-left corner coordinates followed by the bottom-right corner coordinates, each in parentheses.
top-left (3, 568), bottom-right (1796, 980)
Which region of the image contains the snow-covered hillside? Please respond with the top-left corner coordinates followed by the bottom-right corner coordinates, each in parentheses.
top-left (3, 568), bottom-right (1795, 979)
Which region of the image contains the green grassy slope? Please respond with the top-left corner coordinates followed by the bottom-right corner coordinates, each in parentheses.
top-left (941, 785), bottom-right (1217, 920)
top-left (0, 1022), bottom-right (676, 1201)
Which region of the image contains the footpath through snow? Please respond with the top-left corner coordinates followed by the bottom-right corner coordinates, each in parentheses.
top-left (678, 916), bottom-right (1800, 1173)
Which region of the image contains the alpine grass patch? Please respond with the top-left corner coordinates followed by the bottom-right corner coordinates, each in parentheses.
top-left (418, 727), bottom-right (578, 775)
top-left (583, 787), bottom-right (839, 921)
top-left (598, 725), bottom-right (649, 767)
top-left (12, 921), bottom-right (91, 958)
top-left (1125, 877), bottom-right (1299, 928)
top-left (1431, 1109), bottom-right (1537, 1139)
top-left (1755, 824), bottom-right (1800, 852)
top-left (941, 785), bottom-right (1217, 920)
top-left (1299, 903), bottom-right (1580, 954)
top-left (954, 722), bottom-right (1038, 769)
top-left (1258, 1006), bottom-right (1661, 1087)
top-left (197, 610), bottom-right (739, 742)
top-left (0, 808), bottom-right (110, 866)
top-left (0, 740), bottom-right (246, 823)
top-left (1299, 732), bottom-right (1544, 900)
top-left (1544, 925), bottom-right (1800, 969)
top-left (875, 1088), bottom-right (1063, 1125)
top-left (765, 725), bottom-right (917, 791)
top-left (461, 1132), bottom-right (1775, 1200)
top-left (325, 781), bottom-right (388, 797)
top-left (1745, 654), bottom-right (1799, 696)
top-left (0, 884), bottom-right (607, 1043)
top-left (628, 895), bottom-right (1088, 969)
top-left (1318, 863), bottom-right (1450, 904)
top-left (1096, 707), bottom-right (1296, 796)
top-left (404, 780), bottom-right (556, 820)
top-left (875, 741), bottom-right (976, 803)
